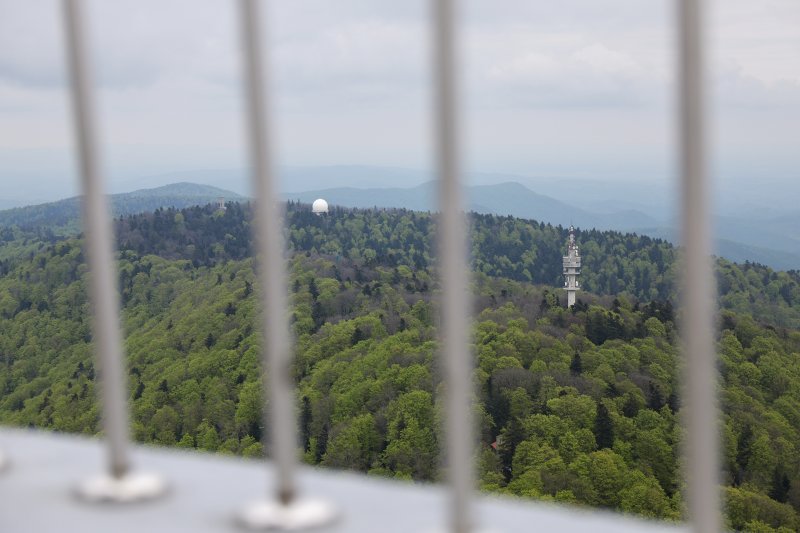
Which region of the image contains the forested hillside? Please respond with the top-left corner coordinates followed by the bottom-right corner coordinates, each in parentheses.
top-left (1, 203), bottom-right (800, 531)
top-left (110, 202), bottom-right (800, 327)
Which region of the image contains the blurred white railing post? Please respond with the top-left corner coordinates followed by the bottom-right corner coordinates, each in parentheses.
top-left (62, 0), bottom-right (166, 502)
top-left (236, 0), bottom-right (338, 528)
top-left (677, 0), bottom-right (721, 531)
top-left (431, 1), bottom-right (478, 532)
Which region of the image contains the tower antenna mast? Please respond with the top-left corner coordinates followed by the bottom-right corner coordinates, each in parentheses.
top-left (563, 225), bottom-right (581, 307)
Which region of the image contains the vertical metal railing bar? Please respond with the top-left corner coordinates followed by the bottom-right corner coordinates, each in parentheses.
top-left (238, 0), bottom-right (296, 506)
top-left (677, 0), bottom-right (721, 531)
top-left (62, 0), bottom-right (131, 480)
top-left (432, 1), bottom-right (474, 532)
top-left (237, 3), bottom-right (338, 527)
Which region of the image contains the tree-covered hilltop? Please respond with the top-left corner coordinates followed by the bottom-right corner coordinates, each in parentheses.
top-left (2, 210), bottom-right (800, 530)
top-left (0, 182), bottom-right (242, 234)
top-left (110, 202), bottom-right (800, 328)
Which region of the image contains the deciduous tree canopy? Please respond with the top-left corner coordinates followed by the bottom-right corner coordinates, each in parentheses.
top-left (1, 202), bottom-right (800, 531)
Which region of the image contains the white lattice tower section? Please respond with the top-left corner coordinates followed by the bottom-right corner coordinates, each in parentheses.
top-left (563, 225), bottom-right (581, 307)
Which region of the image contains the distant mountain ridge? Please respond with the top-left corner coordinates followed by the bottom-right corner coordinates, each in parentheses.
top-left (288, 181), bottom-right (661, 233)
top-left (636, 226), bottom-right (800, 271)
top-left (2, 178), bottom-right (799, 270)
top-left (0, 182), bottom-right (242, 231)
top-left (120, 182), bottom-right (241, 199)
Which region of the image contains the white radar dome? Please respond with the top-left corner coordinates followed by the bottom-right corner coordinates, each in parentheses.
top-left (312, 198), bottom-right (329, 215)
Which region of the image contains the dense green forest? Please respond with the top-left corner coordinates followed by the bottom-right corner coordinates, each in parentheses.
top-left (2, 202), bottom-right (800, 531)
top-left (106, 202), bottom-right (800, 327)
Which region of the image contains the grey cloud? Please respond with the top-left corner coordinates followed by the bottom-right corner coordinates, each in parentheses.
top-left (715, 69), bottom-right (800, 109)
top-left (0, 0), bottom-right (798, 189)
top-left (0, 0), bottom-right (238, 90)
top-left (0, 0), bottom-right (65, 88)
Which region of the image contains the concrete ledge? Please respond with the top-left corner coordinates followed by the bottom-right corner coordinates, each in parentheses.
top-left (0, 428), bottom-right (686, 532)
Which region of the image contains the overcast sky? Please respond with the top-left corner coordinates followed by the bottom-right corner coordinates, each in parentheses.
top-left (0, 0), bottom-right (798, 201)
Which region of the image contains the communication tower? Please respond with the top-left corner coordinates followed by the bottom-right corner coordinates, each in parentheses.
top-left (563, 225), bottom-right (581, 307)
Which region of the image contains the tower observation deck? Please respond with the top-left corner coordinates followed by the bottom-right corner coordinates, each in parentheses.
top-left (563, 225), bottom-right (581, 307)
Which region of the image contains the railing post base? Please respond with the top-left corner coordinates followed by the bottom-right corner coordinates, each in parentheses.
top-left (424, 528), bottom-right (501, 533)
top-left (75, 471), bottom-right (168, 503)
top-left (237, 498), bottom-right (339, 531)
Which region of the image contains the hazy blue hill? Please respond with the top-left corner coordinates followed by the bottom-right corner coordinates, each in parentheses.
top-left (121, 182), bottom-right (242, 199)
top-left (289, 182), bottom-right (436, 212)
top-left (472, 172), bottom-right (674, 222)
top-left (0, 182), bottom-right (243, 232)
top-left (0, 199), bottom-right (22, 210)
top-left (713, 239), bottom-right (800, 270)
top-left (639, 225), bottom-right (800, 271)
top-left (472, 172), bottom-right (800, 270)
top-left (121, 165), bottom-right (431, 198)
top-left (468, 182), bottom-right (576, 221)
top-left (759, 212), bottom-right (800, 250)
top-left (467, 182), bottom-right (660, 231)
top-left (290, 181), bottom-right (660, 233)
top-left (711, 214), bottom-right (800, 262)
